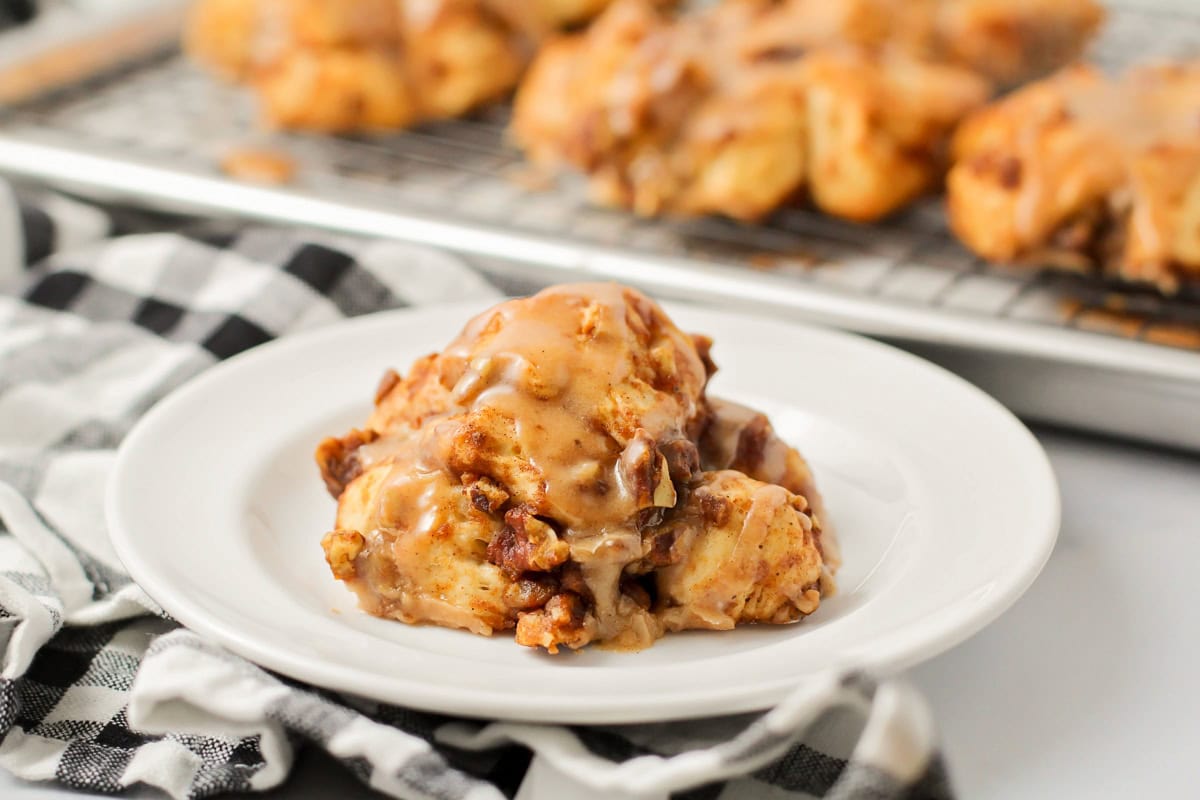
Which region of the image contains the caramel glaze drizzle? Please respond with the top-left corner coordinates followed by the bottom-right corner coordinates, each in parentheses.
top-left (1000, 63), bottom-right (1200, 267)
top-left (336, 283), bottom-right (828, 650)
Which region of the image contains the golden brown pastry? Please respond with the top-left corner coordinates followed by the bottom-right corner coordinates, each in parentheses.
top-left (186, 0), bottom-right (643, 132)
top-left (513, 0), bottom-right (990, 223)
top-left (948, 61), bottom-right (1200, 293)
top-left (653, 471), bottom-right (823, 632)
top-left (316, 283), bottom-right (837, 652)
top-left (756, 0), bottom-right (1103, 88)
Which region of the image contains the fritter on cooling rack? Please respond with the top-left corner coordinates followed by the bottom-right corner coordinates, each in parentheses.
top-left (756, 0), bottom-right (1103, 87)
top-left (948, 61), bottom-right (1200, 294)
top-left (185, 0), bottom-right (660, 132)
top-left (512, 0), bottom-right (990, 223)
top-left (316, 283), bottom-right (838, 653)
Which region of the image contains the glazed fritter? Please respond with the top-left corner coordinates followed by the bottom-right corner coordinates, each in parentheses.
top-left (948, 61), bottom-right (1200, 293)
top-left (186, 0), bottom-right (652, 132)
top-left (512, 0), bottom-right (990, 223)
top-left (756, 0), bottom-right (1103, 87)
top-left (652, 470), bottom-right (825, 633)
top-left (317, 283), bottom-right (838, 652)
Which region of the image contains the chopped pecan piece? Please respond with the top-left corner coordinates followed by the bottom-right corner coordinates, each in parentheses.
top-left (321, 530), bottom-right (364, 581)
top-left (515, 593), bottom-right (597, 654)
top-left (464, 474), bottom-right (510, 514)
top-left (732, 414), bottom-right (771, 475)
top-left (315, 428), bottom-right (379, 497)
top-left (618, 430), bottom-right (678, 510)
top-left (503, 575), bottom-right (560, 611)
top-left (659, 437), bottom-right (700, 484)
top-left (487, 506), bottom-right (570, 577)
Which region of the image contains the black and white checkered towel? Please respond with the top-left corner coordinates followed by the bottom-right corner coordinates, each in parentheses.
top-left (0, 181), bottom-right (954, 800)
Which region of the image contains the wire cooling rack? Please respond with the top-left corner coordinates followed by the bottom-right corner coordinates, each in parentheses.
top-left (0, 1), bottom-right (1198, 450)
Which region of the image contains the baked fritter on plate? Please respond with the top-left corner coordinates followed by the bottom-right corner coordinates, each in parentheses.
top-left (316, 283), bottom-right (838, 652)
top-left (948, 61), bottom-right (1200, 294)
top-left (185, 0), bottom-right (655, 132)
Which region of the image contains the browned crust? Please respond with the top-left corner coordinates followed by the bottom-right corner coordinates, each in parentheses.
top-left (321, 530), bottom-right (364, 580)
top-left (487, 506), bottom-right (570, 577)
top-left (316, 286), bottom-right (834, 654)
top-left (514, 593), bottom-right (597, 653)
top-left (315, 428), bottom-right (378, 497)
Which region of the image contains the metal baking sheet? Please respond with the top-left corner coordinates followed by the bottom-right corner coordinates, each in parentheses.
top-left (0, 1), bottom-right (1198, 450)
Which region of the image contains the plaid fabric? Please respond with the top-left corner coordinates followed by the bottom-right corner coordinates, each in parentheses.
top-left (0, 1), bottom-right (36, 30)
top-left (0, 180), bottom-right (954, 800)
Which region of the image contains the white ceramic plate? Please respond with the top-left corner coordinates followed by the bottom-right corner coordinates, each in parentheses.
top-left (108, 301), bottom-right (1058, 724)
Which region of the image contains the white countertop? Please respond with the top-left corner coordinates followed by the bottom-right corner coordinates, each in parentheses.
top-left (912, 429), bottom-right (1200, 799)
top-left (3, 428), bottom-right (1198, 799)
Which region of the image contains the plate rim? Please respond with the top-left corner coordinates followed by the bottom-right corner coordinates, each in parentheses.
top-left (107, 300), bottom-right (1060, 723)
